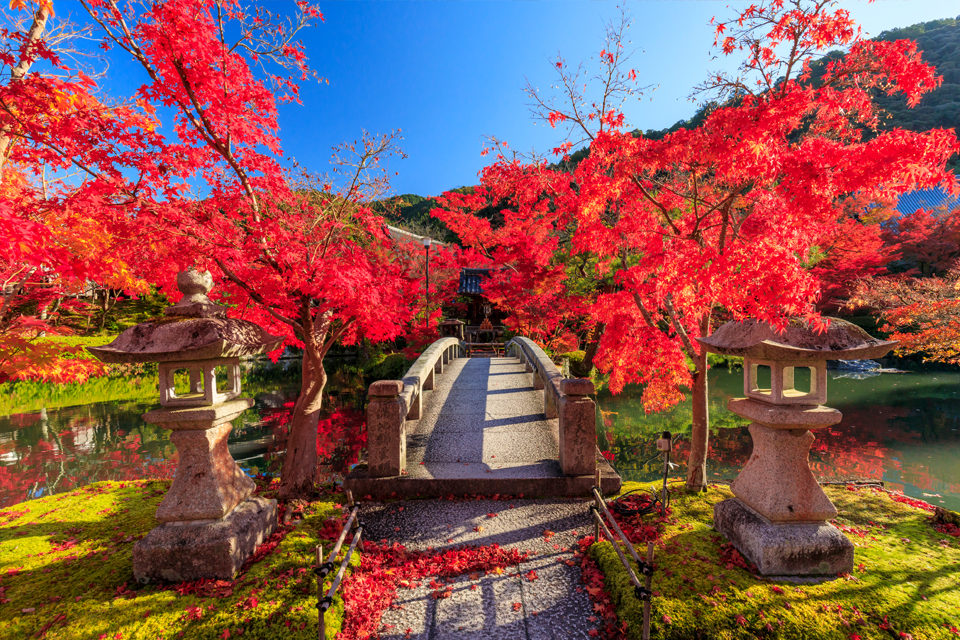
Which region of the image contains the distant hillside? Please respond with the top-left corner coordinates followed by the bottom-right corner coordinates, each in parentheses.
top-left (872, 17), bottom-right (960, 136)
top-left (372, 189), bottom-right (476, 242)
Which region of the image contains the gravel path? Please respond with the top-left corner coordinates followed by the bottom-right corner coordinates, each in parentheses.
top-left (360, 497), bottom-right (598, 639)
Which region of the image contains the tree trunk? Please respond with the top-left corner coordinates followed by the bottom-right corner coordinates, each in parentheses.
top-left (278, 349), bottom-right (326, 500)
top-left (0, 7), bottom-right (49, 184)
top-left (582, 322), bottom-right (605, 376)
top-left (97, 289), bottom-right (115, 331)
top-left (685, 353), bottom-right (710, 491)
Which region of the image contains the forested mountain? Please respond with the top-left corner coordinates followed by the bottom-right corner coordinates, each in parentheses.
top-left (373, 190), bottom-right (470, 242)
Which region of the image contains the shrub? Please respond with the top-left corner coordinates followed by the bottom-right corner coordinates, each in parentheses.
top-left (363, 352), bottom-right (411, 384)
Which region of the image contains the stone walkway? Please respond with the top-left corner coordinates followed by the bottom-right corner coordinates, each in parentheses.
top-left (406, 356), bottom-right (565, 481)
top-left (361, 497), bottom-right (596, 639)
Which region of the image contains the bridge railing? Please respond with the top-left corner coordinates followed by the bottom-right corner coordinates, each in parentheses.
top-left (366, 336), bottom-right (464, 477)
top-left (507, 337), bottom-right (597, 476)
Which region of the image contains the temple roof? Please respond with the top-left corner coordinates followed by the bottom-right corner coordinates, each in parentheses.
top-left (459, 268), bottom-right (490, 295)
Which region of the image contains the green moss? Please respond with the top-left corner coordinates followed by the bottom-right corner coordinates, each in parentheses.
top-left (35, 334), bottom-right (119, 354)
top-left (0, 481), bottom-right (350, 639)
top-left (592, 482), bottom-right (960, 640)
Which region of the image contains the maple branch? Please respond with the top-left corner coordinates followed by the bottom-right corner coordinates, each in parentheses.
top-left (664, 295), bottom-right (697, 358)
top-left (168, 58), bottom-right (260, 215)
top-left (630, 175), bottom-right (681, 235)
top-left (631, 293), bottom-right (658, 330)
top-left (0, 267), bottom-right (36, 323)
top-left (212, 257), bottom-right (299, 334)
top-left (84, 0), bottom-right (261, 216)
top-left (718, 198), bottom-right (732, 255)
top-left (0, 5), bottom-right (49, 183)
top-left (321, 320), bottom-right (351, 360)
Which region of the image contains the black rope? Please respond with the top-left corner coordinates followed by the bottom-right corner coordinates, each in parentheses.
top-left (634, 585), bottom-right (652, 602)
top-left (608, 487), bottom-right (661, 518)
top-left (313, 562), bottom-right (335, 578)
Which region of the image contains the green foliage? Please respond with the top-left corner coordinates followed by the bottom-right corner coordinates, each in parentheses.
top-left (706, 353), bottom-right (742, 371)
top-left (362, 352), bottom-right (412, 384)
top-left (592, 482), bottom-right (960, 639)
top-left (57, 290), bottom-right (171, 336)
top-left (0, 375), bottom-right (157, 416)
top-left (35, 335), bottom-right (118, 351)
top-left (0, 481), bottom-right (348, 640)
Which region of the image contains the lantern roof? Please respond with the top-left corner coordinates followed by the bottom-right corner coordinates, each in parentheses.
top-left (697, 317), bottom-right (896, 362)
top-left (88, 269), bottom-right (283, 364)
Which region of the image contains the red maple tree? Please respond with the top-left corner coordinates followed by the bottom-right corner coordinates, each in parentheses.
top-left (0, 1), bottom-right (165, 383)
top-left (4, 0), bottom-right (421, 498)
top-left (435, 1), bottom-right (958, 489)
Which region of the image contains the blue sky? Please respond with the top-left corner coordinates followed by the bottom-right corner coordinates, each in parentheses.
top-left (93, 1), bottom-right (960, 198)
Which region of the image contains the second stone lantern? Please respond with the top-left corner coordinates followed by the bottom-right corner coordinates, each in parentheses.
top-left (698, 318), bottom-right (895, 578)
top-left (89, 268), bottom-right (283, 582)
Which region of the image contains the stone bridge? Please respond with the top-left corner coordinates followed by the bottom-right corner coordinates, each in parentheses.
top-left (344, 337), bottom-right (621, 498)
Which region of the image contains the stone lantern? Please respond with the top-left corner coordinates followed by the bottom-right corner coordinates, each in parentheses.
top-left (698, 318), bottom-right (895, 578)
top-left (89, 268), bottom-right (283, 582)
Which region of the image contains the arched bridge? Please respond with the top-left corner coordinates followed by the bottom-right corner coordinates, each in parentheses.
top-left (344, 337), bottom-right (621, 498)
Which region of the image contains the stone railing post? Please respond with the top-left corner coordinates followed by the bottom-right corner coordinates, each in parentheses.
top-left (367, 380), bottom-right (406, 477)
top-left (544, 381), bottom-right (558, 419)
top-left (558, 378), bottom-right (596, 476)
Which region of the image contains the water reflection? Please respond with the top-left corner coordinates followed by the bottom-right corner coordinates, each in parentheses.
top-left (0, 360), bottom-right (365, 507)
top-left (597, 367), bottom-right (960, 511)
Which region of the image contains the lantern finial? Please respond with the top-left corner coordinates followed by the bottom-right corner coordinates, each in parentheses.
top-left (165, 267), bottom-right (225, 318)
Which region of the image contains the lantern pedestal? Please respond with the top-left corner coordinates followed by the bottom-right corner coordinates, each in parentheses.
top-left (714, 397), bottom-right (852, 577)
top-left (133, 399), bottom-right (276, 583)
top-left (133, 495), bottom-right (276, 583)
top-left (713, 499), bottom-right (853, 578)
top-left (728, 399), bottom-right (841, 523)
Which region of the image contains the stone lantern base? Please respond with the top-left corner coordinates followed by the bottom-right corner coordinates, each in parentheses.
top-left (714, 499), bottom-right (853, 578)
top-left (133, 496), bottom-right (277, 583)
top-left (133, 399), bottom-right (277, 583)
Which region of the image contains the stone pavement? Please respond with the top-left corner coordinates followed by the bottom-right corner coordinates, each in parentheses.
top-left (406, 357), bottom-right (565, 481)
top-left (361, 497), bottom-right (596, 639)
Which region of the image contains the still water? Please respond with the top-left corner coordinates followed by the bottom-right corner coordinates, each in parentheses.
top-left (597, 366), bottom-right (960, 511)
top-left (0, 391), bottom-right (302, 508)
top-left (2, 366), bottom-right (959, 511)
top-left (0, 356), bottom-right (368, 507)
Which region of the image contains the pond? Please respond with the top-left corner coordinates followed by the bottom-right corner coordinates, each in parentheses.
top-left (0, 359), bottom-right (366, 508)
top-left (597, 366), bottom-right (960, 511)
top-left (2, 363), bottom-right (959, 512)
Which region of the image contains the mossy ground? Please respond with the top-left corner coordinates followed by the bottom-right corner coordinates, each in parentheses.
top-left (0, 480), bottom-right (349, 639)
top-left (592, 482), bottom-right (960, 640)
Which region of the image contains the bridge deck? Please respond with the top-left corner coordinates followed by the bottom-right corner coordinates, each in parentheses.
top-left (408, 356), bottom-right (562, 479)
top-left (347, 356), bottom-right (620, 498)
